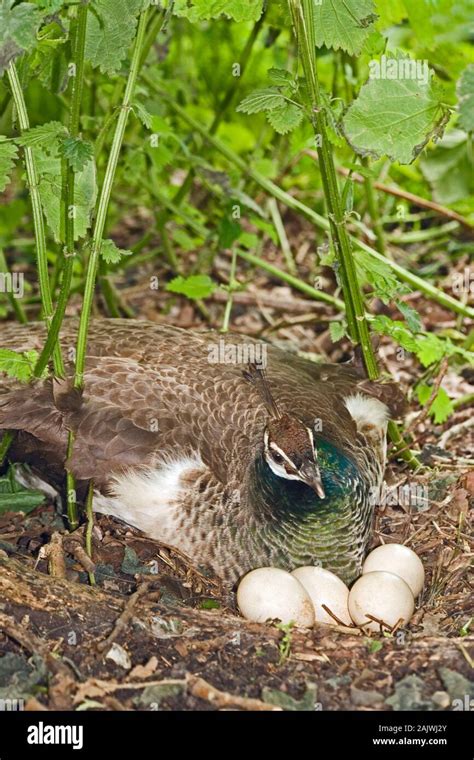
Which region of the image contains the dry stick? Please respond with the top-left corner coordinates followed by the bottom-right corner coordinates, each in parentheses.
top-left (96, 581), bottom-right (151, 653)
top-left (305, 150), bottom-right (474, 230)
top-left (186, 673), bottom-right (282, 711)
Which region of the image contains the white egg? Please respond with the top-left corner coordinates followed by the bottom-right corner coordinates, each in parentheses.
top-left (291, 566), bottom-right (352, 626)
top-left (348, 571), bottom-right (415, 633)
top-left (237, 567), bottom-right (315, 627)
top-left (362, 543), bottom-right (425, 597)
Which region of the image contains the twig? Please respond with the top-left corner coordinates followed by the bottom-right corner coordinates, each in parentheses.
top-left (96, 581), bottom-right (151, 653)
top-left (186, 673), bottom-right (282, 711)
top-left (439, 416), bottom-right (474, 449)
top-left (0, 612), bottom-right (73, 678)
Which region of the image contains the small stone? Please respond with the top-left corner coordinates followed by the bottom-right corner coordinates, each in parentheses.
top-left (431, 691), bottom-right (450, 709)
top-left (105, 643), bottom-right (131, 670)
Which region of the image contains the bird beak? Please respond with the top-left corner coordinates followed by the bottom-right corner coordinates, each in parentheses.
top-left (299, 463), bottom-right (326, 499)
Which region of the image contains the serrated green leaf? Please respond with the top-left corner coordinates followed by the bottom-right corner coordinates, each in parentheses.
top-left (268, 68), bottom-right (294, 87)
top-left (132, 100), bottom-right (152, 129)
top-left (0, 139), bottom-right (18, 192)
top-left (343, 53), bottom-right (450, 164)
top-left (0, 348), bottom-right (40, 381)
top-left (329, 321), bottom-right (346, 343)
top-left (59, 137), bottom-right (94, 172)
top-left (100, 238), bottom-right (132, 265)
top-left (457, 64), bottom-right (474, 134)
top-left (173, 0), bottom-right (264, 23)
top-left (35, 147), bottom-right (97, 242)
top-left (313, 0), bottom-right (377, 56)
top-left (166, 274), bottom-right (217, 300)
top-left (15, 121), bottom-right (66, 149)
top-left (396, 301), bottom-right (423, 332)
top-left (85, 0), bottom-right (143, 74)
top-left (417, 385), bottom-right (454, 424)
top-left (236, 88), bottom-right (286, 115)
top-left (0, 0), bottom-right (42, 74)
top-left (420, 130), bottom-right (474, 204)
top-left (416, 333), bottom-right (448, 367)
top-left (266, 102), bottom-right (303, 135)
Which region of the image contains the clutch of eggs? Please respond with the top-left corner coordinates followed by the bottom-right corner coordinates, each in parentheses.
top-left (237, 543), bottom-right (424, 632)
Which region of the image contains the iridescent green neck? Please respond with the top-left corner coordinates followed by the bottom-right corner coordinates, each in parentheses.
top-left (250, 437), bottom-right (360, 519)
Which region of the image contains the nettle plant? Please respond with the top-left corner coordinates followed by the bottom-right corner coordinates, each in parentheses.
top-left (0, 0), bottom-right (472, 503)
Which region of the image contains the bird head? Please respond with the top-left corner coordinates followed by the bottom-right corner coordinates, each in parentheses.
top-left (263, 413), bottom-right (325, 498)
top-left (242, 363), bottom-right (325, 499)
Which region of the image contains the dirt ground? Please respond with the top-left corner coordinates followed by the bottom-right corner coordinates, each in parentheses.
top-left (0, 226), bottom-right (473, 711)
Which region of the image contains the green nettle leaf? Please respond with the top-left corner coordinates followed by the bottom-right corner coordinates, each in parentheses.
top-left (420, 130), bottom-right (474, 204)
top-left (457, 64), bottom-right (474, 134)
top-left (416, 334), bottom-right (449, 368)
top-left (396, 301), bottom-right (423, 333)
top-left (166, 275), bottom-right (217, 300)
top-left (0, 0), bottom-right (42, 74)
top-left (0, 348), bottom-right (40, 381)
top-left (268, 68), bottom-right (294, 87)
top-left (85, 0), bottom-right (143, 74)
top-left (329, 321), bottom-right (346, 343)
top-left (313, 0), bottom-right (378, 57)
top-left (342, 53), bottom-right (450, 164)
top-left (59, 137), bottom-right (94, 172)
top-left (173, 0), bottom-right (264, 23)
top-left (100, 238), bottom-right (132, 265)
top-left (0, 467), bottom-right (45, 515)
top-left (417, 385), bottom-right (453, 424)
top-left (0, 139), bottom-right (18, 192)
top-left (132, 100), bottom-right (153, 129)
top-left (218, 216), bottom-right (241, 247)
top-left (35, 145), bottom-right (97, 242)
top-left (15, 120), bottom-right (66, 148)
top-left (266, 102), bottom-right (303, 135)
top-left (236, 88), bottom-right (287, 115)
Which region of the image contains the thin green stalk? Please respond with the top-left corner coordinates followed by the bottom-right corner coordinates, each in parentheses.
top-left (0, 432), bottom-right (14, 468)
top-left (385, 220), bottom-right (459, 243)
top-left (361, 157), bottom-right (387, 257)
top-left (268, 198), bottom-right (297, 275)
top-left (0, 249), bottom-right (27, 323)
top-left (147, 79), bottom-right (474, 321)
top-left (7, 62), bottom-right (64, 376)
top-left (237, 249), bottom-right (345, 310)
top-left (289, 0), bottom-right (377, 379)
top-left (220, 247), bottom-right (238, 333)
top-left (34, 1), bottom-right (89, 383)
top-left (453, 392), bottom-right (474, 410)
top-left (74, 7), bottom-right (150, 390)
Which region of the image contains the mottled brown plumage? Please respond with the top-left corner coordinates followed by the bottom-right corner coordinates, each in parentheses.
top-left (0, 318), bottom-right (402, 583)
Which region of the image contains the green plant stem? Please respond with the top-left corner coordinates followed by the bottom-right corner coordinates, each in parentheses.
top-left (385, 221), bottom-right (459, 243)
top-left (361, 157), bottom-right (387, 257)
top-left (0, 249), bottom-right (27, 323)
top-left (34, 1), bottom-right (89, 382)
top-left (453, 392), bottom-right (474, 410)
top-left (73, 7), bottom-right (149, 390)
top-left (220, 247), bottom-right (238, 333)
top-left (147, 79), bottom-right (474, 321)
top-left (289, 0), bottom-right (378, 379)
top-left (237, 249), bottom-right (345, 310)
top-left (268, 198), bottom-right (297, 275)
top-left (7, 62), bottom-right (63, 376)
top-left (0, 432), bottom-right (14, 468)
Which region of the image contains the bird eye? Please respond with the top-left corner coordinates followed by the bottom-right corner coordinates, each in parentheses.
top-left (272, 452), bottom-right (284, 464)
